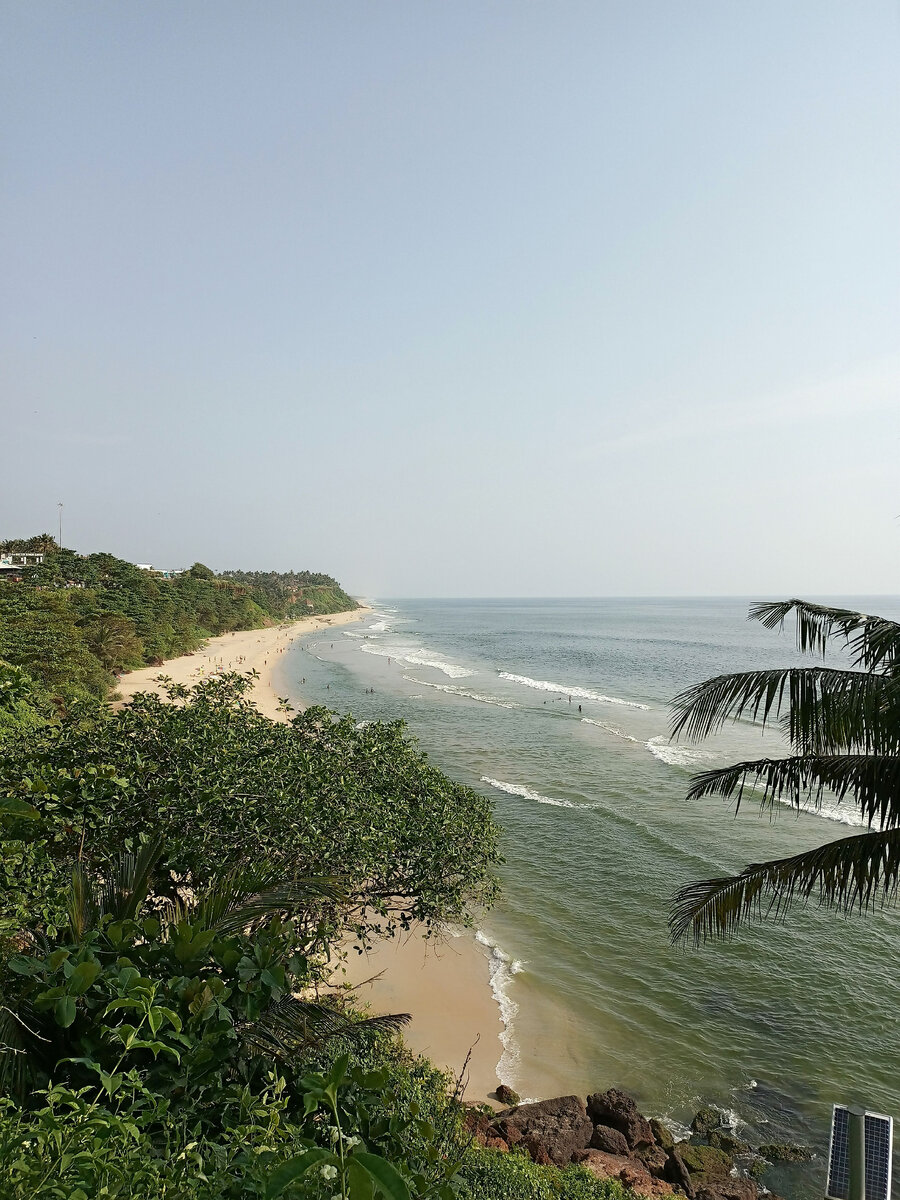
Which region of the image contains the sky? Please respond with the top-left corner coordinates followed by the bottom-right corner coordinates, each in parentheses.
top-left (3, 2), bottom-right (900, 597)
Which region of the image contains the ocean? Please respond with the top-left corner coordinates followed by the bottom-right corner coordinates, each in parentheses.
top-left (279, 597), bottom-right (900, 1197)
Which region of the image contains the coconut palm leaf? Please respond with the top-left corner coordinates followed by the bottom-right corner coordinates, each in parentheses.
top-left (749, 599), bottom-right (900, 672)
top-left (670, 667), bottom-right (900, 755)
top-left (100, 836), bottom-right (164, 923)
top-left (670, 827), bottom-right (900, 944)
top-left (686, 754), bottom-right (900, 830)
top-left (242, 994), bottom-right (410, 1060)
top-left (188, 871), bottom-right (347, 936)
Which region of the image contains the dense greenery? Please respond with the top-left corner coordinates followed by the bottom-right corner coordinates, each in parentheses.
top-left (0, 672), bottom-right (500, 943)
top-left (0, 536), bottom-right (358, 704)
top-left (0, 603), bottom-right (630, 1197)
top-left (670, 599), bottom-right (900, 942)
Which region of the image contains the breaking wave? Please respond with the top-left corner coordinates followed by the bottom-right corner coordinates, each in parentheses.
top-left (499, 672), bottom-right (650, 709)
top-left (481, 776), bottom-right (598, 810)
top-left (359, 642), bottom-right (474, 678)
top-left (475, 930), bottom-right (524, 1087)
top-left (582, 718), bottom-right (639, 742)
top-left (403, 676), bottom-right (518, 708)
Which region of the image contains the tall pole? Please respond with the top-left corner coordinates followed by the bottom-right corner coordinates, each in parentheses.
top-left (848, 1106), bottom-right (865, 1200)
top-left (58, 503), bottom-right (63, 548)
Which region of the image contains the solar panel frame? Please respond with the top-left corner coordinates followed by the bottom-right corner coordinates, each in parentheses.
top-left (827, 1105), bottom-right (851, 1200)
top-left (826, 1105), bottom-right (893, 1200)
top-left (863, 1112), bottom-right (892, 1200)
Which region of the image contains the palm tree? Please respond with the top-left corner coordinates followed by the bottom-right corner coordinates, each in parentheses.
top-left (668, 599), bottom-right (900, 944)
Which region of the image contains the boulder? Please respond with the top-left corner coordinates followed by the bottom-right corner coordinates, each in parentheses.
top-left (676, 1142), bottom-right (733, 1181)
top-left (693, 1179), bottom-right (759, 1200)
top-left (651, 1118), bottom-right (676, 1151)
top-left (691, 1107), bottom-right (724, 1138)
top-left (664, 1150), bottom-right (696, 1198)
top-left (494, 1084), bottom-right (520, 1107)
top-left (590, 1124), bottom-right (630, 1155)
top-left (574, 1149), bottom-right (676, 1197)
top-left (494, 1095), bottom-right (593, 1167)
top-left (636, 1143), bottom-right (671, 1177)
top-left (757, 1142), bottom-right (813, 1163)
top-left (708, 1131), bottom-right (749, 1155)
top-left (586, 1088), bottom-right (656, 1149)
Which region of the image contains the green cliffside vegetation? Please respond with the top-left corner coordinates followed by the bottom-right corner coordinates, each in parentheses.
top-left (0, 535), bottom-right (358, 705)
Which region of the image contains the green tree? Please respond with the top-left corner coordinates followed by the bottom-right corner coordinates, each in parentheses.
top-left (669, 599), bottom-right (900, 943)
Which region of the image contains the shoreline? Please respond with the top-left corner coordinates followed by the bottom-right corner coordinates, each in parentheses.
top-left (116, 604), bottom-right (506, 1103)
top-left (114, 606), bottom-right (370, 720)
top-left (332, 927), bottom-right (504, 1104)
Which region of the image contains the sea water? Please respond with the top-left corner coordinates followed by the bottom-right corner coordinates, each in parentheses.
top-left (281, 597), bottom-right (900, 1197)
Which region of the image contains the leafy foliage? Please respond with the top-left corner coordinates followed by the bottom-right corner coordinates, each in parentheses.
top-left (0, 537), bottom-right (358, 703)
top-left (669, 599), bottom-right (900, 943)
top-left (0, 673), bottom-right (501, 942)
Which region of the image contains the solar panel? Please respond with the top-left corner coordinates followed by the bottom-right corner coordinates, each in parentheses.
top-left (863, 1113), bottom-right (892, 1200)
top-left (826, 1105), bottom-right (893, 1200)
top-left (827, 1105), bottom-right (851, 1200)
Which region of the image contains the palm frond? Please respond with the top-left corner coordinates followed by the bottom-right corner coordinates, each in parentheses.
top-left (670, 827), bottom-right (900, 944)
top-left (242, 995), bottom-right (410, 1059)
top-left (687, 754), bottom-right (900, 830)
top-left (100, 836), bottom-right (164, 923)
top-left (750, 599), bottom-right (900, 672)
top-left (67, 864), bottom-right (98, 941)
top-left (670, 667), bottom-right (900, 754)
top-left (189, 871), bottom-right (347, 936)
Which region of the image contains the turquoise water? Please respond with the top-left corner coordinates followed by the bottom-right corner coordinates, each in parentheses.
top-left (278, 598), bottom-right (900, 1196)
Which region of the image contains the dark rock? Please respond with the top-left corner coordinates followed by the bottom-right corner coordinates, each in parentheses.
top-left (590, 1124), bottom-right (630, 1155)
top-left (693, 1179), bottom-right (759, 1200)
top-left (664, 1150), bottom-right (696, 1198)
top-left (494, 1084), bottom-right (521, 1107)
top-left (676, 1142), bottom-right (733, 1181)
top-left (636, 1143), bottom-right (671, 1177)
top-left (757, 1142), bottom-right (813, 1163)
top-left (708, 1130), bottom-right (749, 1155)
top-left (651, 1119), bottom-right (676, 1151)
top-left (494, 1095), bottom-right (593, 1167)
top-left (691, 1107), bottom-right (723, 1137)
top-left (574, 1149), bottom-right (677, 1197)
top-left (587, 1088), bottom-right (656, 1149)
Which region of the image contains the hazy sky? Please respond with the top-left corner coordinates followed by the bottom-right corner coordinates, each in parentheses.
top-left (4, 2), bottom-right (899, 597)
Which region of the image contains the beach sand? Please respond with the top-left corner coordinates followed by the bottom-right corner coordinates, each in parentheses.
top-left (115, 607), bottom-right (504, 1102)
top-left (114, 607), bottom-right (369, 720)
top-left (333, 930), bottom-right (503, 1103)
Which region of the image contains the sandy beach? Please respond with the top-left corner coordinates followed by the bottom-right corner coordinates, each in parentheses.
top-left (115, 607), bottom-right (505, 1103)
top-left (333, 929), bottom-right (504, 1103)
top-left (114, 607), bottom-right (369, 720)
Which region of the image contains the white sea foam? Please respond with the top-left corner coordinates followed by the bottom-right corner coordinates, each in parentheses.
top-left (481, 776), bottom-right (597, 810)
top-left (582, 718), bottom-right (640, 742)
top-left (499, 672), bottom-right (650, 709)
top-left (475, 930), bottom-right (524, 1086)
top-left (646, 736), bottom-right (716, 768)
top-left (343, 631), bottom-right (368, 639)
top-left (368, 620), bottom-right (389, 632)
top-left (404, 676), bottom-right (518, 709)
top-left (360, 642), bottom-right (474, 678)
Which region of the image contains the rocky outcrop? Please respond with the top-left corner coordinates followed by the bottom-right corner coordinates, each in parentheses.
top-left (492, 1095), bottom-right (593, 1167)
top-left (590, 1124), bottom-right (630, 1155)
top-left (575, 1149), bottom-right (677, 1197)
top-left (587, 1088), bottom-right (656, 1148)
top-left (494, 1084), bottom-right (520, 1107)
top-left (463, 1089), bottom-right (781, 1200)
